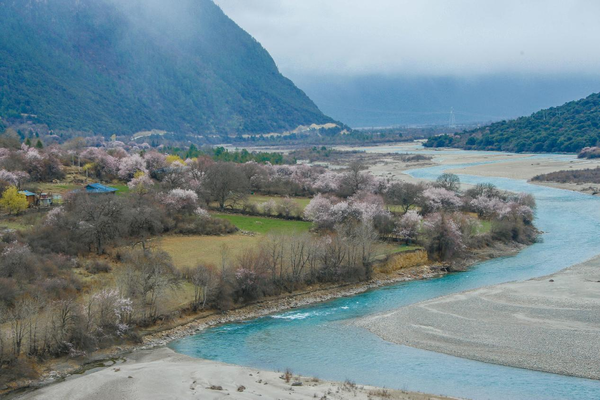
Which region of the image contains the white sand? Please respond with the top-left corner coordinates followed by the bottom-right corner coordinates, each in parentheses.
top-left (17, 348), bottom-right (454, 400)
top-left (351, 143), bottom-right (600, 195)
top-left (356, 256), bottom-right (600, 380)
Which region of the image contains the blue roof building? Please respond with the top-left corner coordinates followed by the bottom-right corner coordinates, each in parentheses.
top-left (85, 183), bottom-right (118, 194)
top-left (18, 190), bottom-right (36, 197)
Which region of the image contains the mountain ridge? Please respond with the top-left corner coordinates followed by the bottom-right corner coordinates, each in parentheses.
top-left (424, 91), bottom-right (600, 153)
top-left (0, 0), bottom-right (334, 136)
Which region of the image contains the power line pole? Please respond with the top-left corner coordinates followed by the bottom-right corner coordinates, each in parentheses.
top-left (449, 107), bottom-right (456, 128)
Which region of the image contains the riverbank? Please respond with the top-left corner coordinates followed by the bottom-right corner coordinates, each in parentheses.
top-left (14, 348), bottom-right (456, 400)
top-left (7, 241), bottom-right (526, 398)
top-left (3, 263), bottom-right (443, 397)
top-left (344, 141), bottom-right (600, 196)
top-left (355, 255), bottom-right (600, 380)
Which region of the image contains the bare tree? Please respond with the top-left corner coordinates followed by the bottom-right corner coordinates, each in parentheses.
top-left (47, 297), bottom-right (78, 354)
top-left (0, 304), bottom-right (6, 363)
top-left (186, 264), bottom-right (216, 311)
top-left (8, 297), bottom-right (37, 357)
top-left (435, 173), bottom-right (461, 192)
top-left (385, 182), bottom-right (424, 214)
top-left (69, 194), bottom-right (125, 255)
top-left (203, 162), bottom-right (249, 210)
top-left (261, 234), bottom-right (285, 284)
top-left (287, 234), bottom-right (312, 288)
top-left (119, 249), bottom-right (179, 322)
top-left (338, 160), bottom-right (368, 197)
top-left (319, 234), bottom-right (347, 281)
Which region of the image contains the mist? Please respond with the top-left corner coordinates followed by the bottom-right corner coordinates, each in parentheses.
top-left (215, 0), bottom-right (600, 78)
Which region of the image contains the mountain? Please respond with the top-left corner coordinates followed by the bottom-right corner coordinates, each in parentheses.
top-left (0, 0), bottom-right (333, 136)
top-left (424, 92), bottom-right (600, 153)
top-left (291, 74), bottom-right (600, 128)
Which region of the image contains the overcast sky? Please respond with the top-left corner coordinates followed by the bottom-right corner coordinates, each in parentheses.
top-left (214, 0), bottom-right (600, 78)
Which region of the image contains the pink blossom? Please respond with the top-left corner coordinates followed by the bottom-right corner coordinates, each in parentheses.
top-left (118, 154), bottom-right (148, 180)
top-left (424, 213), bottom-right (465, 254)
top-left (395, 210), bottom-right (422, 242)
top-left (235, 268), bottom-right (257, 292)
top-left (127, 174), bottom-right (153, 191)
top-left (81, 148), bottom-right (119, 176)
top-left (470, 196), bottom-right (505, 219)
top-left (91, 289), bottom-right (133, 335)
top-left (260, 199), bottom-right (277, 215)
top-left (194, 207), bottom-right (210, 219)
top-left (313, 171), bottom-right (343, 192)
top-left (45, 206), bottom-right (64, 225)
top-left (163, 188), bottom-right (198, 212)
top-left (304, 194), bottom-right (334, 225)
top-left (0, 169), bottom-right (21, 186)
top-left (0, 148), bottom-right (10, 160)
top-left (423, 187), bottom-right (463, 211)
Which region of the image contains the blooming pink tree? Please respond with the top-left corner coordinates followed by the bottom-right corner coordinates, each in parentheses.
top-left (90, 289), bottom-right (133, 337)
top-left (0, 169), bottom-right (29, 187)
top-left (276, 197), bottom-right (302, 218)
top-left (260, 199), bottom-right (277, 215)
top-left (144, 151), bottom-right (167, 172)
top-left (127, 173), bottom-right (154, 193)
top-left (305, 192), bottom-right (390, 229)
top-left (422, 187), bottom-right (463, 212)
top-left (470, 195), bottom-right (505, 219)
top-left (194, 207), bottom-right (210, 219)
top-left (163, 188), bottom-right (198, 213)
top-left (45, 206), bottom-right (65, 225)
top-left (118, 154), bottom-right (148, 181)
top-left (304, 194), bottom-right (335, 227)
top-left (423, 213), bottom-right (465, 261)
top-left (0, 147), bottom-right (10, 160)
top-left (395, 210), bottom-right (422, 244)
top-left (313, 171), bottom-right (343, 193)
top-left (81, 147), bottom-right (119, 178)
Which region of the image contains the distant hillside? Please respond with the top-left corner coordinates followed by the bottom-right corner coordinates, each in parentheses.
top-left (424, 92), bottom-right (600, 153)
top-left (293, 74), bottom-right (600, 128)
top-left (0, 0), bottom-right (333, 136)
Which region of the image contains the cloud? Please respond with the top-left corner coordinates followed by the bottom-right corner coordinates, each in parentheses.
top-left (215, 0), bottom-right (600, 77)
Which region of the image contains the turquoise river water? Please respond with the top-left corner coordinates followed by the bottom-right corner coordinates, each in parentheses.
top-left (171, 150), bottom-right (600, 400)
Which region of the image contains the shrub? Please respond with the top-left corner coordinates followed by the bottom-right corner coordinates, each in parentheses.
top-left (172, 216), bottom-right (237, 235)
top-left (85, 260), bottom-right (112, 274)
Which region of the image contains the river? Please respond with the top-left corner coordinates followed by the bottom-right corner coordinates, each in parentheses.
top-left (170, 148), bottom-right (600, 400)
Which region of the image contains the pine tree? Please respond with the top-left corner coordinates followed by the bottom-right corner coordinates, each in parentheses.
top-left (35, 139), bottom-right (43, 149)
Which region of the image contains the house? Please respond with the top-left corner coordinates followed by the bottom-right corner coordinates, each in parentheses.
top-left (39, 192), bottom-right (53, 207)
top-left (85, 183), bottom-right (118, 195)
top-left (18, 190), bottom-right (37, 207)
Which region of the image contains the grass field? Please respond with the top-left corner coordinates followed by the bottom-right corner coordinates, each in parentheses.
top-left (213, 213), bottom-right (312, 234)
top-left (0, 219), bottom-right (32, 231)
top-left (111, 184), bottom-right (131, 195)
top-left (209, 194), bottom-right (311, 212)
top-left (0, 212), bottom-right (46, 231)
top-left (158, 234), bottom-right (262, 268)
top-left (478, 220), bottom-right (492, 234)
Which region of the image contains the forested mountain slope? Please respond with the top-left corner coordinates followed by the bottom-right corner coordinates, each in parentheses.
top-left (425, 92), bottom-right (600, 153)
top-left (0, 0), bottom-right (333, 136)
